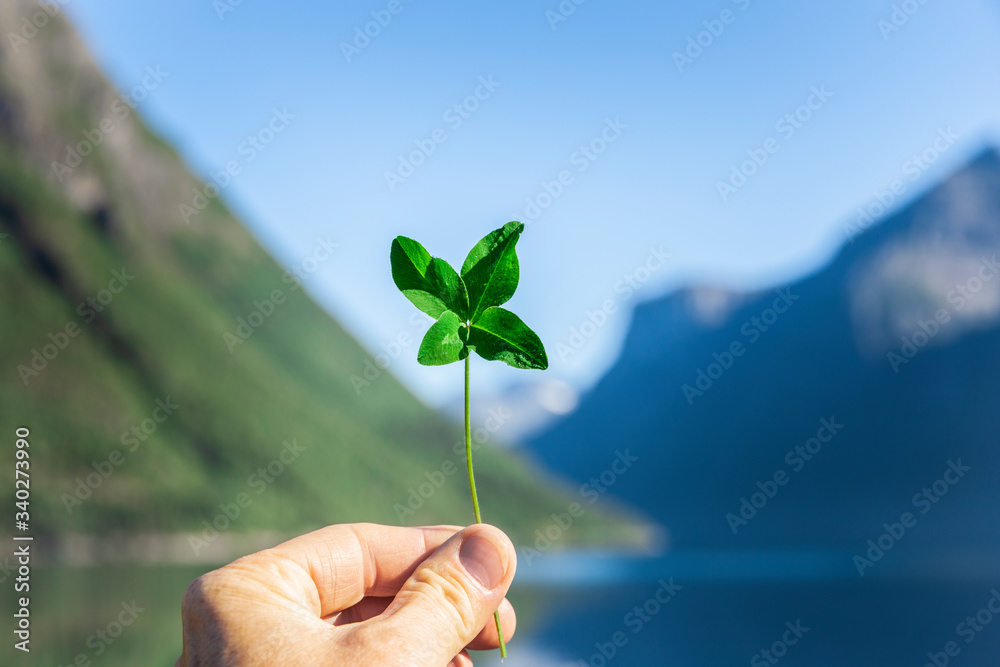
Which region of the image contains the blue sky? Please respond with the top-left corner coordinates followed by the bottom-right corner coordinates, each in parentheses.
top-left (63, 0), bottom-right (1000, 406)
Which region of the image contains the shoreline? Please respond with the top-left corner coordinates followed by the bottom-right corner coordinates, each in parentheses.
top-left (4, 530), bottom-right (662, 567)
top-left (4, 531), bottom-right (297, 567)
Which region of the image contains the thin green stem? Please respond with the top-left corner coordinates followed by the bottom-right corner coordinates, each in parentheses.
top-left (465, 353), bottom-right (507, 659)
top-left (465, 354), bottom-right (481, 523)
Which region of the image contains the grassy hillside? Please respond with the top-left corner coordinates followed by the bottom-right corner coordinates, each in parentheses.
top-left (0, 1), bottom-right (646, 549)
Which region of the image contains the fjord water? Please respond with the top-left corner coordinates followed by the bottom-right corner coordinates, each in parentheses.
top-left (473, 551), bottom-right (1000, 666)
top-left (30, 552), bottom-right (1000, 666)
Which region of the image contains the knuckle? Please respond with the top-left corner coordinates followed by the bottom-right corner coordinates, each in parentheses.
top-left (181, 569), bottom-right (232, 619)
top-left (182, 571), bottom-right (217, 610)
top-left (409, 566), bottom-right (480, 635)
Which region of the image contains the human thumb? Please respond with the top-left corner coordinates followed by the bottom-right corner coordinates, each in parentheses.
top-left (364, 524), bottom-right (516, 665)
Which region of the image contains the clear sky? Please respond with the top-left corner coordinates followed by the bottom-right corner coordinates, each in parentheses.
top-left (62, 0), bottom-right (1000, 406)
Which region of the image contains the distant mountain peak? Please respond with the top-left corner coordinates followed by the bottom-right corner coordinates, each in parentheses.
top-left (682, 285), bottom-right (747, 328)
top-left (846, 146), bottom-right (1000, 357)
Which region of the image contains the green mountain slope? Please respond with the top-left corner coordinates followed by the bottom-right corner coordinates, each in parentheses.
top-left (0, 2), bottom-right (645, 550)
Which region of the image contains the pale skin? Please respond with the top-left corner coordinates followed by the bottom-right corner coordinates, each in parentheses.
top-left (177, 523), bottom-right (517, 666)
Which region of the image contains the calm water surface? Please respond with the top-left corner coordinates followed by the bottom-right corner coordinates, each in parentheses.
top-left (16, 551), bottom-right (1000, 666)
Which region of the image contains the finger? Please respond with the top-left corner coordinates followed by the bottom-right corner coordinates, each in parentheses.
top-left (356, 524), bottom-right (516, 665)
top-left (333, 596), bottom-right (516, 646)
top-left (447, 650), bottom-right (473, 667)
top-left (466, 597), bottom-right (516, 650)
top-left (263, 523), bottom-right (461, 616)
top-left (333, 596), bottom-right (514, 648)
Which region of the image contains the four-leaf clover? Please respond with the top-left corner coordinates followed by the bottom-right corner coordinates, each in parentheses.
top-left (391, 221), bottom-right (548, 371)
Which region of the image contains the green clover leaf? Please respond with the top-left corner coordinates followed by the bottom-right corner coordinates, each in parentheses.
top-left (390, 236), bottom-right (469, 319)
top-left (461, 221), bottom-right (523, 322)
top-left (468, 306), bottom-right (548, 370)
top-left (417, 310), bottom-right (467, 366)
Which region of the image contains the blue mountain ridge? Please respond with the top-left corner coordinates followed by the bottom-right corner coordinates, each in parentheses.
top-left (529, 148), bottom-right (1000, 550)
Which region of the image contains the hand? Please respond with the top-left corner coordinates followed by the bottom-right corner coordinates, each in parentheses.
top-left (177, 523), bottom-right (517, 666)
